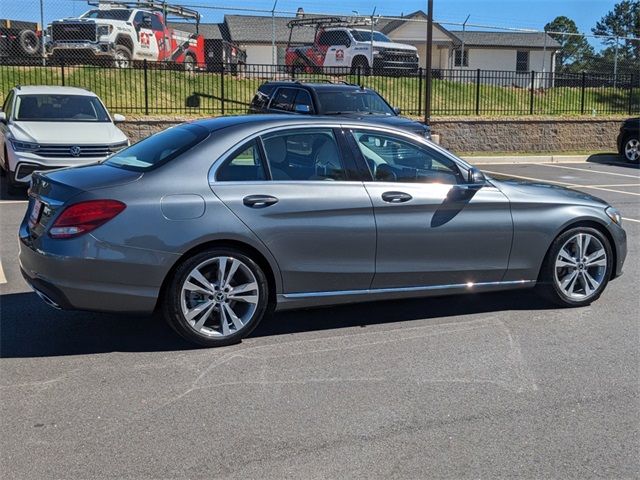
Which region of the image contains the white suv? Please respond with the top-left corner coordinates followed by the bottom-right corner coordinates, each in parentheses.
top-left (0, 86), bottom-right (128, 191)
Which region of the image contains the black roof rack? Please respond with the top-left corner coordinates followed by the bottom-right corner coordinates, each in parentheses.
top-left (87, 0), bottom-right (201, 22)
top-left (286, 16), bottom-right (375, 30)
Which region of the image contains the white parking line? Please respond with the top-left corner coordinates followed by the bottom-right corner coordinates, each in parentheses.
top-left (539, 163), bottom-right (640, 179)
top-left (0, 200), bottom-right (28, 205)
top-left (483, 170), bottom-right (640, 197)
top-left (0, 260), bottom-right (6, 284)
top-left (623, 217), bottom-right (640, 224)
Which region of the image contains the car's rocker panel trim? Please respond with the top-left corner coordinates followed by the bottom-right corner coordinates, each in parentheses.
top-left (281, 279), bottom-right (535, 299)
top-left (275, 279), bottom-right (537, 310)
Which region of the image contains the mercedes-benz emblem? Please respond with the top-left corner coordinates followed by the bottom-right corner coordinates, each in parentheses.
top-left (69, 146), bottom-right (81, 157)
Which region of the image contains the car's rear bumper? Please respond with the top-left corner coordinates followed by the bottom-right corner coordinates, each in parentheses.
top-left (19, 221), bottom-right (180, 314)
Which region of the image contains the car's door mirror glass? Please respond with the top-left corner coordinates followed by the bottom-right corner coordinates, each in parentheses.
top-left (112, 113), bottom-right (126, 123)
top-left (467, 167), bottom-right (486, 184)
top-left (294, 104), bottom-right (310, 114)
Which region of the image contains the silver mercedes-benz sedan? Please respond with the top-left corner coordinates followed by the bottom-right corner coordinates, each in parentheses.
top-left (19, 116), bottom-right (627, 347)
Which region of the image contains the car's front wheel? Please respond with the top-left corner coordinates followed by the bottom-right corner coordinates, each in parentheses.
top-left (537, 227), bottom-right (613, 307)
top-left (163, 248), bottom-right (269, 347)
top-left (623, 135), bottom-right (639, 163)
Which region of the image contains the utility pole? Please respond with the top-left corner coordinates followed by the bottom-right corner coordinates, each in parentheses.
top-left (424, 0), bottom-right (433, 124)
top-left (40, 0), bottom-right (45, 66)
top-left (271, 0), bottom-right (278, 76)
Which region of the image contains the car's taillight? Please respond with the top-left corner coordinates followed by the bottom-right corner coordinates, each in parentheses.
top-left (49, 200), bottom-right (126, 239)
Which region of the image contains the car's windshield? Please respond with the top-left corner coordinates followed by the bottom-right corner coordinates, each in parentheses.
top-left (349, 30), bottom-right (391, 42)
top-left (104, 124), bottom-right (209, 171)
top-left (81, 9), bottom-right (132, 20)
top-left (317, 90), bottom-right (395, 115)
top-left (14, 94), bottom-right (111, 122)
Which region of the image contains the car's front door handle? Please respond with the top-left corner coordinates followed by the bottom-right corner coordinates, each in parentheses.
top-left (381, 191), bottom-right (412, 203)
top-left (243, 195), bottom-right (279, 208)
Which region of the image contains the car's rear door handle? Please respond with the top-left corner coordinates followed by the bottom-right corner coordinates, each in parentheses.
top-left (381, 191), bottom-right (412, 203)
top-left (243, 195), bottom-right (279, 208)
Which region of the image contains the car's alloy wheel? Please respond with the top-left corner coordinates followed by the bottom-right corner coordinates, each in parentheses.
top-left (553, 233), bottom-right (607, 300)
top-left (114, 46), bottom-right (131, 69)
top-left (181, 256), bottom-right (259, 337)
top-left (537, 227), bottom-right (612, 307)
top-left (624, 137), bottom-right (639, 163)
top-left (163, 248), bottom-right (269, 347)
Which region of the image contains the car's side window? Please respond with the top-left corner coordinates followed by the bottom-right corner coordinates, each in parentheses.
top-left (261, 128), bottom-right (347, 181)
top-left (250, 85), bottom-right (274, 111)
top-left (352, 130), bottom-right (464, 184)
top-left (270, 88), bottom-right (296, 112)
top-left (217, 140), bottom-right (268, 182)
top-left (293, 90), bottom-right (314, 113)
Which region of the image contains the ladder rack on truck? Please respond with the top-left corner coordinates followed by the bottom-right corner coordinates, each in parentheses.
top-left (286, 16), bottom-right (377, 48)
top-left (88, 0), bottom-right (201, 24)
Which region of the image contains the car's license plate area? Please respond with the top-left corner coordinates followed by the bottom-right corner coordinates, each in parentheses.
top-left (28, 199), bottom-right (43, 230)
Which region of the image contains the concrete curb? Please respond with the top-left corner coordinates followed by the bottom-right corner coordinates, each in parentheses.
top-left (462, 154), bottom-right (591, 165)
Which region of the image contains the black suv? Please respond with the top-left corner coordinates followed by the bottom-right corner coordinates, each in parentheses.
top-left (248, 81), bottom-right (431, 139)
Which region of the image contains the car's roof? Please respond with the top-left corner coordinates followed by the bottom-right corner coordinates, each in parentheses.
top-left (262, 81), bottom-right (370, 92)
top-left (13, 85), bottom-right (98, 96)
top-left (189, 114), bottom-right (409, 133)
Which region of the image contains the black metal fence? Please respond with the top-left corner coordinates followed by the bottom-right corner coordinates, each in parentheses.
top-left (1, 60), bottom-right (639, 117)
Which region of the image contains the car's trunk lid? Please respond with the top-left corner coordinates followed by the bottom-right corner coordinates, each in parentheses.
top-left (26, 164), bottom-right (141, 238)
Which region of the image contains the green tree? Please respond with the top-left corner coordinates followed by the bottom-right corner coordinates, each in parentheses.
top-left (544, 16), bottom-right (595, 72)
top-left (592, 0), bottom-right (640, 66)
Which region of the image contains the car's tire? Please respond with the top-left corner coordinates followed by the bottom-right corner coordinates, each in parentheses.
top-left (622, 135), bottom-right (639, 163)
top-left (19, 30), bottom-right (39, 56)
top-left (113, 44), bottom-right (132, 68)
top-left (162, 248), bottom-right (269, 347)
top-left (0, 147), bottom-right (7, 177)
top-left (350, 56), bottom-right (370, 76)
top-left (536, 227), bottom-right (613, 307)
top-left (183, 54), bottom-right (196, 73)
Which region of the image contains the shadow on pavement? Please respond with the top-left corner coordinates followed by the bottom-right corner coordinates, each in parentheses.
top-left (1, 289), bottom-right (555, 358)
top-left (586, 153), bottom-right (639, 169)
top-left (0, 175), bottom-right (29, 201)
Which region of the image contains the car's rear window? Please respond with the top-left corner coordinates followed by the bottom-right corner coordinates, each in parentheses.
top-left (104, 124), bottom-right (209, 171)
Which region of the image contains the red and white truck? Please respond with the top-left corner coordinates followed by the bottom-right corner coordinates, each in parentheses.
top-left (46, 0), bottom-right (205, 69)
top-left (285, 17), bottom-right (419, 75)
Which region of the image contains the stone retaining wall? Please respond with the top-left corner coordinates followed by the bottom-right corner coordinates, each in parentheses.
top-left (119, 115), bottom-right (627, 154)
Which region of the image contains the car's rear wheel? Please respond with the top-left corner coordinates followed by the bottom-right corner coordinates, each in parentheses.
top-left (163, 248), bottom-right (269, 347)
top-left (536, 227), bottom-right (612, 307)
top-left (623, 135), bottom-right (639, 163)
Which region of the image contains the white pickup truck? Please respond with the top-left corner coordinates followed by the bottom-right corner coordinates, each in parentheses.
top-left (46, 1), bottom-right (205, 69)
top-left (285, 18), bottom-right (419, 75)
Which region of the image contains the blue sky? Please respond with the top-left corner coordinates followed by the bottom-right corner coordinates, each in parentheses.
top-left (3, 0), bottom-right (620, 41)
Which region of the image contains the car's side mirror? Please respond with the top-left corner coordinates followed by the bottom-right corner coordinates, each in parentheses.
top-left (294, 104), bottom-right (310, 114)
top-left (112, 113), bottom-right (126, 123)
top-left (467, 167), bottom-right (486, 184)
top-left (142, 16), bottom-right (152, 27)
top-left (0, 112), bottom-right (6, 124)
top-left (393, 106), bottom-right (401, 115)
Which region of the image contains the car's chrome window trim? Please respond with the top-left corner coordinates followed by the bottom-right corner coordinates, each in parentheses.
top-left (209, 121), bottom-right (470, 184)
top-left (282, 280), bottom-right (536, 299)
top-left (210, 123), bottom-right (362, 184)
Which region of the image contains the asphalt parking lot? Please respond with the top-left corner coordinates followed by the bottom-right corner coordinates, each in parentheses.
top-left (1, 158), bottom-right (638, 479)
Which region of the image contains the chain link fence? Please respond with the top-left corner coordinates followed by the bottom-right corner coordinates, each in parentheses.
top-left (1, 0), bottom-right (639, 116)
